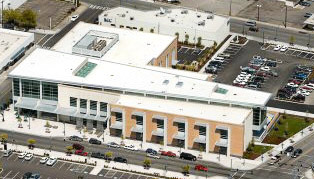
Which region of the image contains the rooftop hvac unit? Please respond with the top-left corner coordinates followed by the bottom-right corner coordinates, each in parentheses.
top-left (160, 7), bottom-right (166, 14)
top-left (198, 20), bottom-right (205, 26)
top-left (181, 10), bottom-right (188, 14)
top-left (130, 17), bottom-right (134, 20)
top-left (207, 14), bottom-right (214, 19)
top-left (171, 19), bottom-right (175, 22)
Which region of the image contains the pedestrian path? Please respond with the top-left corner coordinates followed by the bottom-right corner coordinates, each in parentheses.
top-left (89, 4), bottom-right (110, 10)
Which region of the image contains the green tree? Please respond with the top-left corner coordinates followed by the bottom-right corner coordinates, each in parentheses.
top-left (175, 32), bottom-right (179, 39)
top-left (184, 34), bottom-right (189, 44)
top-left (20, 9), bottom-right (37, 30)
top-left (196, 37), bottom-right (202, 47)
top-left (143, 158), bottom-right (151, 168)
top-left (3, 9), bottom-right (21, 27)
top-left (27, 138), bottom-right (36, 149)
top-left (66, 146), bottom-right (73, 154)
top-left (182, 165), bottom-right (190, 175)
top-left (139, 27), bottom-right (143, 31)
top-left (0, 133), bottom-right (8, 143)
top-left (289, 36), bottom-right (295, 45)
top-left (105, 152), bottom-right (113, 161)
top-left (150, 28), bottom-right (154, 33)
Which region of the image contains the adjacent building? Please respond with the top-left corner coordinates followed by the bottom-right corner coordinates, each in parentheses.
top-left (98, 7), bottom-right (230, 47)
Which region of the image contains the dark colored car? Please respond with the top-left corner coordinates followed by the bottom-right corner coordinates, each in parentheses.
top-left (89, 138), bottom-right (101, 145)
top-left (292, 94), bottom-right (305, 102)
top-left (291, 149), bottom-right (303, 158)
top-left (305, 12), bottom-right (312, 18)
top-left (72, 143), bottom-right (84, 151)
top-left (146, 148), bottom-right (157, 155)
top-left (91, 152), bottom-right (105, 159)
top-left (180, 152), bottom-right (197, 161)
top-left (30, 173), bottom-right (40, 179)
top-left (249, 26), bottom-right (259, 32)
top-left (284, 146), bottom-right (294, 154)
top-left (68, 135), bottom-right (83, 142)
top-left (23, 172), bottom-right (33, 179)
top-left (114, 157), bottom-right (127, 163)
top-left (299, 1), bottom-right (311, 7)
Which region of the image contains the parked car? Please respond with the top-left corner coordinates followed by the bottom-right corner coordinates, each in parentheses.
top-left (249, 26), bottom-right (259, 32)
top-left (195, 164), bottom-right (208, 171)
top-left (46, 157), bottom-right (57, 166)
top-left (284, 146), bottom-right (294, 154)
top-left (23, 172), bottom-right (33, 179)
top-left (245, 20), bottom-right (257, 27)
top-left (274, 44), bottom-right (282, 51)
top-left (292, 94), bottom-right (305, 102)
top-left (29, 173), bottom-right (40, 179)
top-left (268, 155), bottom-right (281, 165)
top-left (304, 12), bottom-right (312, 18)
top-left (299, 1), bottom-right (311, 6)
top-left (71, 15), bottom-right (79, 21)
top-left (91, 152), bottom-right (105, 159)
top-left (146, 153), bottom-right (160, 159)
top-left (280, 46), bottom-right (288, 52)
top-left (89, 138), bottom-right (101, 145)
top-left (68, 135), bottom-right (83, 142)
top-left (106, 142), bottom-right (120, 148)
top-left (18, 152), bottom-right (27, 159)
top-left (161, 151), bottom-right (176, 157)
top-left (260, 66), bottom-right (271, 71)
top-left (123, 144), bottom-right (138, 151)
top-left (146, 148), bottom-right (157, 155)
top-left (25, 153), bottom-right (33, 161)
top-left (72, 143), bottom-right (84, 150)
top-left (291, 149), bottom-right (303, 158)
top-left (180, 152), bottom-right (197, 161)
top-left (75, 150), bottom-right (88, 156)
top-left (40, 157), bottom-right (49, 164)
top-left (3, 149), bottom-right (13, 157)
top-left (113, 157), bottom-right (127, 163)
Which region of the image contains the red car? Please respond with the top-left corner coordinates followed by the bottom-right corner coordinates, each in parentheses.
top-left (75, 150), bottom-right (88, 156)
top-left (195, 164), bottom-right (208, 172)
top-left (161, 151), bottom-right (176, 157)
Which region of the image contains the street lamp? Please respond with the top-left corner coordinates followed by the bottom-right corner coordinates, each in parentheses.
top-left (1, 0), bottom-right (4, 28)
top-left (229, 0), bottom-right (232, 16)
top-left (257, 4), bottom-right (262, 21)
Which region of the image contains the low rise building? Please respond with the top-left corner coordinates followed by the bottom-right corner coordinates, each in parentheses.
top-left (98, 7), bottom-right (230, 47)
top-left (9, 48), bottom-right (272, 156)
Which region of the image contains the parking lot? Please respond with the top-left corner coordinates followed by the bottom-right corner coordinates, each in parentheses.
top-left (177, 46), bottom-right (206, 64)
top-left (214, 40), bottom-right (314, 102)
top-left (265, 44), bottom-right (314, 60)
top-left (0, 151), bottom-right (156, 179)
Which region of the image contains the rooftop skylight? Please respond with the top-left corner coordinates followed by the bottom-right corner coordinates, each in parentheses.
top-left (75, 62), bottom-right (97, 77)
top-left (215, 87), bottom-right (228, 94)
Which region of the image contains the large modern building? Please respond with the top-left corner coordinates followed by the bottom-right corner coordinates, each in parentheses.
top-left (52, 22), bottom-right (178, 67)
top-left (0, 28), bottom-right (34, 73)
top-left (98, 7), bottom-right (230, 47)
top-left (8, 46), bottom-right (272, 156)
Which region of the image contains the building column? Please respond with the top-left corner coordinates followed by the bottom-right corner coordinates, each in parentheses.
top-left (106, 105), bottom-right (111, 132)
top-left (37, 111), bottom-right (41, 118)
top-left (76, 118), bottom-right (83, 129)
top-left (87, 120), bottom-right (93, 131)
top-left (96, 101), bottom-right (100, 116)
top-left (57, 114), bottom-right (60, 122)
top-left (39, 81), bottom-right (42, 100)
top-left (77, 98), bottom-right (80, 111)
top-left (227, 128), bottom-right (231, 157)
top-left (97, 121), bottom-right (104, 131)
top-left (87, 100), bottom-right (90, 115)
top-left (122, 109), bottom-right (126, 137)
top-left (143, 113), bottom-right (146, 143)
top-left (206, 124), bottom-right (210, 153)
top-left (19, 79), bottom-right (22, 97)
top-left (164, 118), bottom-right (167, 147)
top-left (185, 121), bottom-right (188, 150)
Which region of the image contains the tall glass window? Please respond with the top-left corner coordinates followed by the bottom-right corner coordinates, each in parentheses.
top-left (21, 79), bottom-right (40, 99)
top-left (156, 119), bottom-right (164, 129)
top-left (80, 99), bottom-right (87, 109)
top-left (199, 126), bottom-right (206, 136)
top-left (13, 78), bottom-right (20, 96)
top-left (90, 100), bottom-right (97, 110)
top-left (100, 102), bottom-right (107, 112)
top-left (135, 116), bottom-right (143, 125)
top-left (42, 82), bottom-right (58, 101)
top-left (70, 97), bottom-right (77, 107)
top-left (178, 123), bottom-right (185, 132)
top-left (253, 107), bottom-right (261, 125)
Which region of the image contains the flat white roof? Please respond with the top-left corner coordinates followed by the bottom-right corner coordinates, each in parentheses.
top-left (52, 22), bottom-right (176, 66)
top-left (9, 48), bottom-right (272, 107)
top-left (117, 95), bottom-right (251, 125)
top-left (0, 28), bottom-right (33, 62)
top-left (101, 7), bottom-right (228, 33)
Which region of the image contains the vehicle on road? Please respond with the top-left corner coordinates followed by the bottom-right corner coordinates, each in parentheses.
top-left (260, 66), bottom-right (271, 71)
top-left (268, 155), bottom-right (281, 165)
top-left (40, 157), bottom-right (49, 164)
top-left (25, 153), bottom-right (33, 161)
top-left (68, 135), bottom-right (83, 142)
top-left (180, 152), bottom-right (197, 161)
top-left (106, 142), bottom-right (120, 148)
top-left (284, 146), bottom-right (294, 154)
top-left (91, 152), bottom-right (105, 159)
top-left (245, 20), bottom-right (256, 27)
top-left (123, 144), bottom-right (138, 151)
top-left (146, 148), bottom-right (157, 155)
top-left (89, 138), bottom-right (101, 145)
top-left (72, 143), bottom-right (84, 150)
top-left (291, 149), bottom-right (303, 158)
top-left (18, 152), bottom-right (27, 159)
top-left (3, 149), bottom-right (13, 157)
top-left (195, 164), bottom-right (208, 171)
top-left (114, 157), bottom-right (127, 163)
top-left (273, 44), bottom-right (282, 51)
top-left (46, 157), bottom-right (57, 166)
top-left (146, 153), bottom-right (160, 159)
top-left (161, 151), bottom-right (176, 157)
top-left (71, 15), bottom-right (79, 21)
top-left (75, 150), bottom-right (88, 156)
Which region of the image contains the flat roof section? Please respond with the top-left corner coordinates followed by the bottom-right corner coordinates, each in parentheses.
top-left (9, 48), bottom-right (272, 107)
top-left (116, 95), bottom-right (251, 125)
top-left (101, 7), bottom-right (227, 33)
top-left (52, 22), bottom-right (176, 66)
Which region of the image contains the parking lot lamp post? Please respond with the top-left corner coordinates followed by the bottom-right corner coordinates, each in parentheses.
top-left (229, 0), bottom-right (232, 16)
top-left (257, 4), bottom-right (261, 21)
top-left (307, 34), bottom-right (311, 47)
top-left (262, 29), bottom-right (265, 44)
top-left (1, 0), bottom-right (3, 28)
top-left (284, 5), bottom-right (287, 28)
top-left (28, 115), bottom-right (30, 129)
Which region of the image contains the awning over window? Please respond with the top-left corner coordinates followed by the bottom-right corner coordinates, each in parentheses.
top-left (55, 107), bottom-right (77, 116)
top-left (194, 135), bottom-right (206, 144)
top-left (215, 138), bottom-right (228, 147)
top-left (35, 102), bottom-right (57, 113)
top-left (173, 117), bottom-right (186, 123)
top-left (195, 122), bottom-right (207, 127)
top-left (152, 128), bottom-right (164, 137)
top-left (173, 131), bottom-right (185, 140)
top-left (216, 125), bottom-right (228, 131)
top-left (152, 114), bottom-right (166, 120)
top-left (131, 125), bottom-right (143, 133)
top-left (111, 121), bottom-right (123, 130)
top-left (15, 98), bottom-right (38, 110)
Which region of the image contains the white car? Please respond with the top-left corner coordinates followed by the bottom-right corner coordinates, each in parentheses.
top-left (260, 66), bottom-right (271, 71)
top-left (297, 90), bottom-right (310, 96)
top-left (240, 72), bottom-right (252, 77)
top-left (238, 74), bottom-right (250, 79)
top-left (236, 77), bottom-right (248, 82)
top-left (304, 83), bottom-right (314, 89)
top-left (287, 82), bottom-right (298, 88)
top-left (25, 153), bottom-right (33, 161)
top-left (71, 15), bottom-right (79, 21)
top-left (274, 44), bottom-right (282, 51)
top-left (18, 152), bottom-right (27, 159)
top-left (233, 80), bottom-right (246, 86)
top-left (280, 46), bottom-right (288, 52)
top-left (46, 157), bottom-right (57, 166)
top-left (123, 144), bottom-right (138, 151)
top-left (40, 157), bottom-right (49, 164)
top-left (146, 153), bottom-right (160, 159)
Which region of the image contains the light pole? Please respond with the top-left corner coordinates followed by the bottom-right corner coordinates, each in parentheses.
top-left (229, 0), bottom-right (232, 16)
top-left (257, 4), bottom-right (262, 21)
top-left (307, 34), bottom-right (311, 47)
top-left (284, 5), bottom-right (287, 28)
top-left (1, 0), bottom-right (3, 28)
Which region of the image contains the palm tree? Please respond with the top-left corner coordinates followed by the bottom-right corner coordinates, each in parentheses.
top-left (197, 37), bottom-right (202, 47)
top-left (184, 34), bottom-right (189, 44)
top-left (150, 28), bottom-right (154, 33)
top-left (182, 165), bottom-right (190, 176)
top-left (143, 158), bottom-right (151, 169)
top-left (27, 138), bottom-right (36, 149)
top-left (139, 27), bottom-right (143, 31)
top-left (0, 133), bottom-right (8, 144)
top-left (66, 146), bottom-right (73, 155)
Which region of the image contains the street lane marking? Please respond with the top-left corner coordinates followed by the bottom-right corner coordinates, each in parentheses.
top-left (59, 162), bottom-right (66, 169)
top-left (36, 34), bottom-right (48, 45)
top-left (11, 172), bottom-right (19, 179)
top-left (238, 172), bottom-right (247, 179)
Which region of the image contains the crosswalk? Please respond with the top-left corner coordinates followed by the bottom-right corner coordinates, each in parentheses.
top-left (89, 4), bottom-right (110, 10)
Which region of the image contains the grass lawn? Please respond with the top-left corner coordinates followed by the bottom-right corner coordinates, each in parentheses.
top-left (243, 144), bottom-right (273, 160)
top-left (263, 115), bottom-right (314, 144)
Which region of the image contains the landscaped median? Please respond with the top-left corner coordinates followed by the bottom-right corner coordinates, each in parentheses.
top-left (243, 143), bottom-right (273, 160)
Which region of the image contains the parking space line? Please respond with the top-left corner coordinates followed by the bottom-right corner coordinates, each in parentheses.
top-left (6, 154), bottom-right (14, 160)
top-left (119, 173), bottom-right (125, 179)
top-left (184, 48), bottom-right (189, 53)
top-left (66, 163), bottom-right (73, 170)
top-left (13, 156), bottom-right (18, 162)
top-left (3, 171), bottom-right (12, 178)
top-left (11, 172), bottom-right (19, 179)
top-left (59, 162), bottom-right (66, 169)
top-left (128, 174), bottom-right (133, 179)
